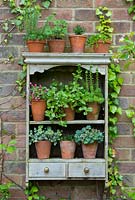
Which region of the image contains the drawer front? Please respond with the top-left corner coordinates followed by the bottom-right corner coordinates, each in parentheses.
top-left (68, 162), bottom-right (105, 178)
top-left (29, 163), bottom-right (66, 178)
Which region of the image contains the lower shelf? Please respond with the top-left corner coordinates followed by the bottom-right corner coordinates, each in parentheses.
top-left (28, 158), bottom-right (106, 180)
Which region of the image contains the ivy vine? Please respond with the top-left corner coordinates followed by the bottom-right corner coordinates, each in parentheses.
top-left (125, 0), bottom-right (135, 20)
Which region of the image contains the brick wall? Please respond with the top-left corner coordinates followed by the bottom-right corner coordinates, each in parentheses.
top-left (0, 0), bottom-right (135, 199)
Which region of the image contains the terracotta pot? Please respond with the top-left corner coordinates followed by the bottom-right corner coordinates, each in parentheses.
top-left (82, 142), bottom-right (98, 159)
top-left (31, 100), bottom-right (46, 121)
top-left (93, 40), bottom-right (111, 53)
top-left (69, 35), bottom-right (87, 53)
top-left (26, 40), bottom-right (46, 52)
top-left (35, 141), bottom-right (51, 159)
top-left (60, 141), bottom-right (76, 159)
top-left (64, 107), bottom-right (75, 121)
top-left (86, 102), bottom-right (100, 120)
top-left (48, 39), bottom-right (65, 53)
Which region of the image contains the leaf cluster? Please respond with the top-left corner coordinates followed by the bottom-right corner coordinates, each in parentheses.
top-left (45, 13), bottom-right (68, 39)
top-left (29, 125), bottom-right (62, 146)
top-left (73, 25), bottom-right (86, 35)
top-left (61, 134), bottom-right (75, 141)
top-left (125, 0), bottom-right (135, 20)
top-left (29, 83), bottom-right (48, 101)
top-left (74, 125), bottom-right (104, 144)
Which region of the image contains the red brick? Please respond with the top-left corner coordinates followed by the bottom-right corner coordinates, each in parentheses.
top-left (75, 10), bottom-right (96, 21)
top-left (10, 189), bottom-right (26, 199)
top-left (16, 123), bottom-right (26, 135)
top-left (120, 60), bottom-right (135, 71)
top-left (0, 8), bottom-right (13, 20)
top-left (95, 0), bottom-right (127, 8)
top-left (115, 148), bottom-right (131, 161)
top-left (57, 0), bottom-right (93, 8)
top-left (118, 163), bottom-right (135, 173)
top-left (112, 9), bottom-right (131, 20)
top-left (4, 161), bottom-right (25, 174)
top-left (0, 96), bottom-right (25, 110)
top-left (120, 85), bottom-right (135, 96)
top-left (113, 22), bottom-right (131, 33)
top-left (17, 148), bottom-right (26, 160)
top-left (114, 136), bottom-right (135, 148)
top-left (117, 111), bottom-right (131, 122)
top-left (16, 136), bottom-right (26, 148)
top-left (0, 63), bottom-right (21, 71)
top-left (119, 73), bottom-right (132, 84)
top-left (117, 123), bottom-right (131, 135)
top-left (0, 85), bottom-right (18, 97)
top-left (1, 110), bottom-right (26, 122)
top-left (2, 123), bottom-right (16, 135)
top-left (41, 9), bottom-right (73, 20)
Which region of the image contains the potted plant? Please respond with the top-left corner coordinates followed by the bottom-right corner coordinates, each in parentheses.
top-left (45, 13), bottom-right (68, 52)
top-left (84, 66), bottom-right (104, 120)
top-left (29, 125), bottom-right (62, 159)
top-left (69, 24), bottom-right (87, 53)
top-left (24, 8), bottom-right (47, 52)
top-left (74, 125), bottom-right (104, 158)
top-left (30, 82), bottom-right (48, 121)
top-left (87, 6), bottom-right (113, 53)
top-left (60, 134), bottom-right (76, 159)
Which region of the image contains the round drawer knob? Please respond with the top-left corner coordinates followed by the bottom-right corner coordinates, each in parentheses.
top-left (44, 167), bottom-right (49, 173)
top-left (84, 167), bottom-right (89, 174)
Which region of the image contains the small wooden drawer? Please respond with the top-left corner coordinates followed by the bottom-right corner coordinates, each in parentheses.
top-left (68, 162), bottom-right (105, 178)
top-left (29, 163), bottom-right (66, 178)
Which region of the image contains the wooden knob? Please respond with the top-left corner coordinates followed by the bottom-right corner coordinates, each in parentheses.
top-left (44, 167), bottom-right (49, 173)
top-left (84, 167), bottom-right (89, 174)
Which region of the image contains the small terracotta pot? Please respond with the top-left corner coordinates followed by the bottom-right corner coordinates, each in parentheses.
top-left (93, 40), bottom-right (111, 53)
top-left (27, 40), bottom-right (46, 52)
top-left (82, 142), bottom-right (98, 159)
top-left (31, 100), bottom-right (46, 121)
top-left (86, 102), bottom-right (100, 120)
top-left (64, 107), bottom-right (75, 121)
top-left (48, 39), bottom-right (65, 53)
top-left (69, 35), bottom-right (87, 53)
top-left (60, 141), bottom-right (76, 159)
top-left (35, 140), bottom-right (51, 159)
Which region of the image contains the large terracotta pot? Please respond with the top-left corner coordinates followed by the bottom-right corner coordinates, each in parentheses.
top-left (93, 40), bottom-right (111, 53)
top-left (86, 102), bottom-right (100, 120)
top-left (60, 141), bottom-right (76, 159)
top-left (35, 141), bottom-right (51, 159)
top-left (64, 107), bottom-right (75, 121)
top-left (48, 39), bottom-right (65, 53)
top-left (69, 35), bottom-right (87, 53)
top-left (31, 100), bottom-right (46, 121)
top-left (82, 142), bottom-right (98, 159)
top-left (26, 40), bottom-right (46, 52)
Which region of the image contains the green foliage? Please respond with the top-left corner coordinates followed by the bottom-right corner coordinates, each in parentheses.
top-left (29, 125), bottom-right (62, 146)
top-left (16, 60), bottom-right (27, 97)
top-left (45, 13), bottom-right (68, 39)
top-left (125, 0), bottom-right (135, 20)
top-left (61, 134), bottom-right (74, 141)
top-left (73, 25), bottom-right (86, 35)
top-left (74, 125), bottom-right (104, 144)
top-left (87, 6), bottom-right (113, 47)
top-left (126, 105), bottom-right (135, 136)
top-left (25, 182), bottom-right (49, 200)
top-left (30, 83), bottom-right (48, 101)
top-left (85, 66), bottom-right (104, 104)
top-left (24, 8), bottom-right (47, 41)
top-left (0, 183), bottom-right (13, 200)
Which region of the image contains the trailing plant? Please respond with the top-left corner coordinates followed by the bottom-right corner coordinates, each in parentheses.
top-left (75, 125), bottom-right (104, 144)
top-left (87, 6), bottom-right (113, 47)
top-left (126, 105), bottom-right (135, 136)
top-left (45, 13), bottom-right (68, 39)
top-left (73, 25), bottom-right (86, 35)
top-left (29, 125), bottom-right (62, 146)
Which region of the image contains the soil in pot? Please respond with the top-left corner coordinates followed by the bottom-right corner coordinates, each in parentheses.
top-left (27, 40), bottom-right (46, 52)
top-left (31, 100), bottom-right (46, 121)
top-left (93, 40), bottom-right (111, 53)
top-left (48, 40), bottom-right (65, 53)
top-left (35, 140), bottom-right (51, 159)
top-left (82, 142), bottom-right (98, 159)
top-left (60, 141), bottom-right (76, 159)
top-left (69, 35), bottom-right (87, 53)
top-left (86, 102), bottom-right (100, 120)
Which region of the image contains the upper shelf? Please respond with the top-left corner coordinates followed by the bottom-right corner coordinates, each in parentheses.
top-left (22, 53), bottom-right (112, 75)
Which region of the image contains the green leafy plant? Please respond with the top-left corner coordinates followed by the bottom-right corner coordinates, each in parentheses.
top-left (29, 125), bottom-right (62, 146)
top-left (61, 134), bottom-right (74, 141)
top-left (45, 13), bottom-right (68, 39)
top-left (0, 182), bottom-right (13, 200)
top-left (30, 83), bottom-right (48, 101)
top-left (74, 125), bottom-right (104, 144)
top-left (126, 105), bottom-right (135, 136)
top-left (73, 25), bottom-right (86, 35)
top-left (87, 6), bottom-right (113, 47)
top-left (24, 8), bottom-right (47, 41)
top-left (85, 66), bottom-right (104, 104)
top-left (125, 0), bottom-right (135, 20)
